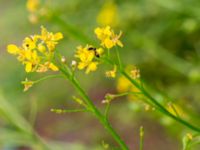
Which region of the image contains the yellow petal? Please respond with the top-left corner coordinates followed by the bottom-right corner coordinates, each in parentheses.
top-left (117, 40), bottom-right (123, 47)
top-left (40, 26), bottom-right (48, 39)
top-left (49, 63), bottom-right (58, 71)
top-left (94, 27), bottom-right (102, 36)
top-left (7, 44), bottom-right (20, 55)
top-left (25, 50), bottom-right (32, 60)
top-left (96, 48), bottom-right (104, 55)
top-left (86, 62), bottom-right (98, 74)
top-left (54, 32), bottom-right (63, 40)
top-left (25, 62), bottom-right (32, 72)
top-left (78, 62), bottom-right (87, 70)
top-left (104, 38), bottom-right (114, 49)
top-left (38, 43), bottom-right (46, 53)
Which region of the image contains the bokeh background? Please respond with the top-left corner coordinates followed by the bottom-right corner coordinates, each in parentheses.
top-left (0, 0), bottom-right (200, 149)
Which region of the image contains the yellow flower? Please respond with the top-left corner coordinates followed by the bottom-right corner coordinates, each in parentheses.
top-left (75, 45), bottom-right (99, 74)
top-left (24, 50), bottom-right (40, 72)
top-left (94, 26), bottom-right (123, 49)
top-left (23, 36), bottom-right (37, 50)
top-left (39, 26), bottom-right (63, 51)
top-left (7, 26), bottom-right (62, 73)
top-left (21, 78), bottom-right (34, 92)
top-left (97, 1), bottom-right (118, 27)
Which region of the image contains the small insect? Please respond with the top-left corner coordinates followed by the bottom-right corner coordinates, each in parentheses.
top-left (87, 46), bottom-right (100, 58)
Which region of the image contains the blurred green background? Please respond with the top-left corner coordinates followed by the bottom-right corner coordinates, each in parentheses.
top-left (0, 0), bottom-right (200, 149)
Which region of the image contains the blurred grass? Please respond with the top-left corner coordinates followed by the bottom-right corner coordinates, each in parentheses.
top-left (0, 0), bottom-right (200, 149)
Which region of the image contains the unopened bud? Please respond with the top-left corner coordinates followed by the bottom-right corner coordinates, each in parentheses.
top-left (61, 56), bottom-right (66, 63)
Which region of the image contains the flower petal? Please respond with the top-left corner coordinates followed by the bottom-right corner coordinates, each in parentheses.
top-left (7, 44), bottom-right (20, 55)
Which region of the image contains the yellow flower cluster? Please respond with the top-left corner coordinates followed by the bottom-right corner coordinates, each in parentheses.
top-left (7, 26), bottom-right (63, 73)
top-left (74, 26), bottom-right (123, 74)
top-left (75, 45), bottom-right (103, 74)
top-left (94, 26), bottom-right (123, 49)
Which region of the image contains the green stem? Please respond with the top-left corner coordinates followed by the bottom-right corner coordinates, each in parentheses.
top-left (139, 126), bottom-right (144, 150)
top-left (168, 102), bottom-right (180, 118)
top-left (121, 70), bottom-right (200, 133)
top-left (104, 102), bottom-right (111, 120)
top-left (115, 47), bottom-right (122, 69)
top-left (100, 56), bottom-right (200, 133)
top-left (51, 108), bottom-right (88, 113)
top-left (58, 67), bottom-right (129, 150)
top-left (34, 74), bottom-right (64, 84)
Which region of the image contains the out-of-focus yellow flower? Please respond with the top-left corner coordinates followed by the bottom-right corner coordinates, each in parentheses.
top-left (97, 1), bottom-right (118, 27)
top-left (105, 65), bottom-right (117, 78)
top-left (117, 76), bottom-right (132, 93)
top-left (26, 0), bottom-right (50, 24)
top-left (116, 65), bottom-right (141, 101)
top-left (94, 26), bottom-right (123, 49)
top-left (27, 0), bottom-right (40, 24)
top-left (21, 78), bottom-right (34, 92)
top-left (27, 0), bottom-right (40, 13)
top-left (75, 45), bottom-right (101, 74)
top-left (167, 103), bottom-right (185, 118)
top-left (117, 76), bottom-right (141, 101)
top-left (186, 133), bottom-right (193, 140)
top-left (7, 26), bottom-right (62, 73)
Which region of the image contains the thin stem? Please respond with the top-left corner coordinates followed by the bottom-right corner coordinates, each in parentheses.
top-left (51, 108), bottom-right (88, 113)
top-left (115, 92), bottom-right (142, 97)
top-left (115, 47), bottom-right (122, 69)
top-left (139, 126), bottom-right (144, 150)
top-left (101, 55), bottom-right (200, 133)
top-left (107, 49), bottom-right (110, 58)
top-left (104, 102), bottom-right (111, 120)
top-left (34, 74), bottom-right (64, 84)
top-left (58, 66), bottom-right (129, 150)
top-left (168, 102), bottom-right (180, 118)
top-left (121, 70), bottom-right (200, 133)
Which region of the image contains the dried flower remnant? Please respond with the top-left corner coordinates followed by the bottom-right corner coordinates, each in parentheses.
top-left (71, 60), bottom-right (77, 70)
top-left (102, 93), bottom-right (116, 104)
top-left (131, 68), bottom-right (140, 79)
top-left (21, 78), bottom-right (34, 92)
top-left (7, 26), bottom-right (63, 73)
top-left (61, 56), bottom-right (67, 63)
top-left (105, 65), bottom-right (117, 78)
top-left (94, 26), bottom-right (123, 49)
